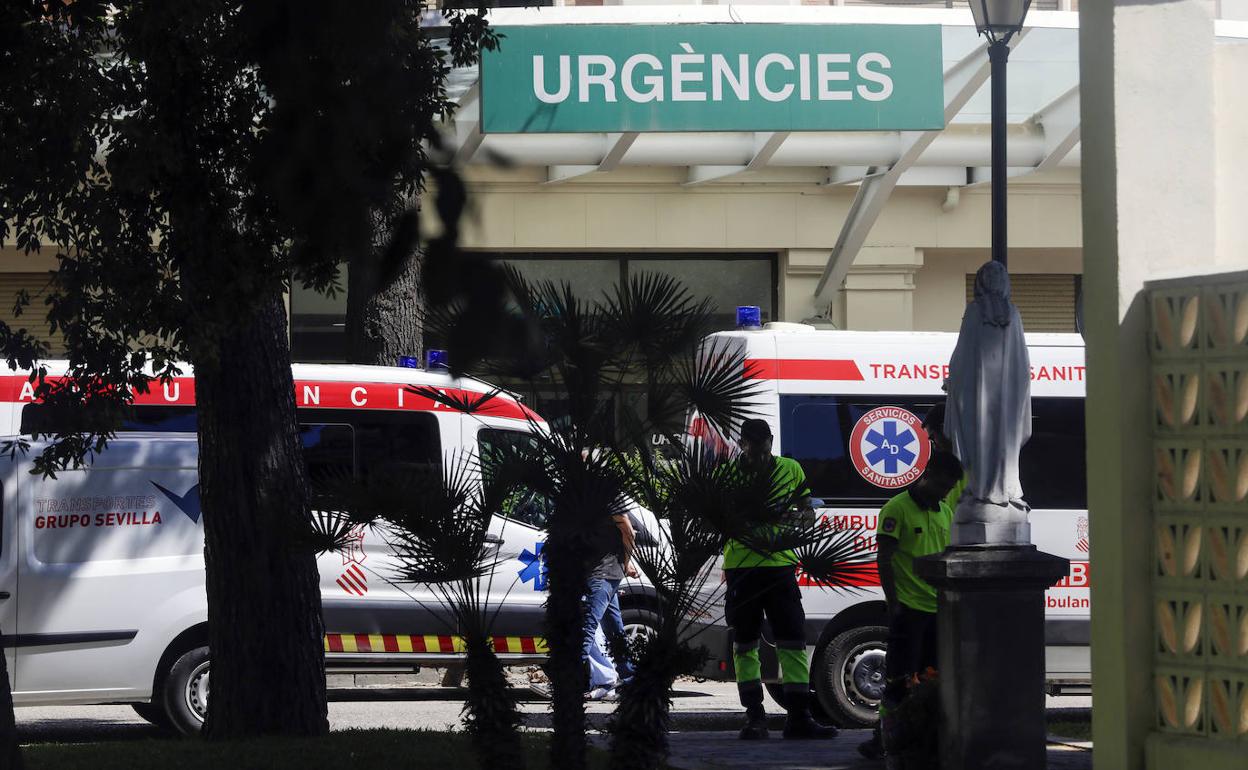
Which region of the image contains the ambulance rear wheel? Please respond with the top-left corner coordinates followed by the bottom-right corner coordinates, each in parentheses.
top-left (812, 625), bottom-right (888, 728)
top-left (620, 606), bottom-right (660, 646)
top-left (161, 645), bottom-right (210, 735)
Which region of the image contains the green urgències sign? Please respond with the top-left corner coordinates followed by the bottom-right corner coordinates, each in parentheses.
top-left (480, 24), bottom-right (944, 134)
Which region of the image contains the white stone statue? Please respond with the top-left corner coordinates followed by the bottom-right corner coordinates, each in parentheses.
top-left (945, 261), bottom-right (1033, 545)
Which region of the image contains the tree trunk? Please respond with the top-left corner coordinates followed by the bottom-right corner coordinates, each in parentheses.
top-left (345, 205), bottom-right (423, 367)
top-left (543, 533), bottom-right (590, 770)
top-left (192, 290), bottom-right (329, 738)
top-left (462, 634), bottom-right (525, 770)
top-left (0, 635), bottom-right (23, 770)
top-left (609, 631), bottom-right (682, 770)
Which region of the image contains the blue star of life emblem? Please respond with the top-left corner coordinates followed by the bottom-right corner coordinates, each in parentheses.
top-left (864, 420), bottom-right (918, 475)
top-left (518, 542), bottom-right (548, 591)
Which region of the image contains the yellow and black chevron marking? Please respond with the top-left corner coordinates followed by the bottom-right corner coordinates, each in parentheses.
top-left (324, 633), bottom-right (548, 655)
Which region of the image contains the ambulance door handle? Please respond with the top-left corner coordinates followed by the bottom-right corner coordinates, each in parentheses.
top-left (483, 534), bottom-right (504, 546)
top-left (0, 592), bottom-right (9, 601)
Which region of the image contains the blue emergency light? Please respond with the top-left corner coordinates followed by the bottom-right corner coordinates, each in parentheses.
top-left (397, 355), bottom-right (419, 369)
top-left (736, 305), bottom-right (762, 329)
top-left (426, 349), bottom-right (449, 370)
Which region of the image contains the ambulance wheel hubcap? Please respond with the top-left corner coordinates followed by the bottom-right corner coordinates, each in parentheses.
top-left (624, 622), bottom-right (657, 645)
top-left (844, 645), bottom-right (886, 706)
top-left (185, 662), bottom-right (210, 722)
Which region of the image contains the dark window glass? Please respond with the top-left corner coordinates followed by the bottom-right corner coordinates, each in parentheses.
top-left (297, 409), bottom-right (440, 481)
top-left (478, 428), bottom-right (550, 529)
top-left (21, 404), bottom-right (198, 434)
top-left (125, 406), bottom-right (198, 432)
top-left (636, 258), bottom-right (775, 328)
top-left (779, 395), bottom-right (941, 506)
top-left (300, 423), bottom-right (355, 482)
top-left (1020, 398), bottom-right (1087, 509)
top-left (779, 395), bottom-right (1087, 510)
top-left (24, 404), bottom-right (441, 482)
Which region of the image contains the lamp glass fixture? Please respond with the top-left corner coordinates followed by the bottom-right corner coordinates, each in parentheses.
top-left (969, 0), bottom-right (1032, 41)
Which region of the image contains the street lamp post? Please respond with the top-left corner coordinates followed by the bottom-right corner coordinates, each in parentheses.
top-left (969, 0), bottom-right (1032, 268)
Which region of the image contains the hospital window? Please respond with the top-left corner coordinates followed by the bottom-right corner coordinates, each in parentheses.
top-left (499, 254), bottom-right (778, 333)
top-left (289, 254), bottom-right (779, 363)
top-left (779, 395), bottom-right (1087, 510)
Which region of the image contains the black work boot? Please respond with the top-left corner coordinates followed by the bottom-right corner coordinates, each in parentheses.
top-left (738, 704), bottom-right (769, 740)
top-left (782, 692), bottom-right (838, 740)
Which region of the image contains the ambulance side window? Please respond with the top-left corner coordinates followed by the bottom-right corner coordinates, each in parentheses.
top-left (295, 409), bottom-right (441, 482)
top-left (299, 423), bottom-right (355, 482)
top-left (21, 404), bottom-right (198, 434)
top-left (1021, 398), bottom-right (1086, 509)
top-left (478, 428), bottom-right (551, 529)
top-left (781, 395), bottom-right (1088, 511)
top-left (780, 395), bottom-right (937, 506)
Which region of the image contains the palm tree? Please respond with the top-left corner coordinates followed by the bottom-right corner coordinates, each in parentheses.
top-left (422, 269), bottom-right (768, 770)
top-left (306, 451), bottom-right (529, 770)
top-left (607, 434), bottom-right (875, 770)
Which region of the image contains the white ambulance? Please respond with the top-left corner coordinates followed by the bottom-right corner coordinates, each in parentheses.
top-left (0, 361), bottom-right (656, 733)
top-left (694, 325), bottom-right (1089, 727)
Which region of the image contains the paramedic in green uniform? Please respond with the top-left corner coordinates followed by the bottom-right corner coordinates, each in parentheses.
top-left (725, 418), bottom-right (836, 741)
top-left (858, 436), bottom-right (963, 760)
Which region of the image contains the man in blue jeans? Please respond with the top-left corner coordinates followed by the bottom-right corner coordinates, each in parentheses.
top-left (582, 512), bottom-right (639, 700)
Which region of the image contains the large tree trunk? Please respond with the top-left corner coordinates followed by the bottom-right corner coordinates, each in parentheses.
top-left (0, 636), bottom-right (22, 770)
top-left (192, 290), bottom-right (329, 738)
top-left (345, 206), bottom-right (423, 367)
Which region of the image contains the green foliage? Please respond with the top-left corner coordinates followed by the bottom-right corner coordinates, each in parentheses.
top-left (0, 0), bottom-right (495, 470)
top-left (0, 0), bottom-right (498, 740)
top-left (418, 266), bottom-right (766, 770)
top-left (310, 454), bottom-right (527, 770)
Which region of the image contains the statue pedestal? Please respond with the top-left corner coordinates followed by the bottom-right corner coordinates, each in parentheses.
top-left (915, 546), bottom-right (1069, 770)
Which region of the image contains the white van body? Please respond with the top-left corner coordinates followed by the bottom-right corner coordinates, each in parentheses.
top-left (0, 362), bottom-right (652, 730)
top-left (695, 327), bottom-right (1089, 726)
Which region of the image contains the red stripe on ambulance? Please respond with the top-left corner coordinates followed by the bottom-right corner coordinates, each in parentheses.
top-left (0, 375), bottom-right (538, 421)
top-left (745, 359), bottom-right (865, 381)
top-left (798, 564), bottom-right (880, 588)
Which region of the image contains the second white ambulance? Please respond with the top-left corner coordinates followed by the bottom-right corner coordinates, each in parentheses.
top-left (693, 324), bottom-right (1090, 727)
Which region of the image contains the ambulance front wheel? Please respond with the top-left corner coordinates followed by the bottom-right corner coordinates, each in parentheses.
top-left (812, 625), bottom-right (888, 728)
top-left (161, 645), bottom-right (210, 735)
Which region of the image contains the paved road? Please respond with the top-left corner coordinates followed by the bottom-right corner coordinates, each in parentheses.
top-left (15, 681), bottom-right (1091, 769)
top-left (15, 679), bottom-right (776, 742)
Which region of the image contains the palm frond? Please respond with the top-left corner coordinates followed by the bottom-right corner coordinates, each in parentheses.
top-left (409, 384), bottom-right (503, 415)
top-left (299, 505), bottom-right (363, 556)
top-left (601, 271), bottom-right (714, 372)
top-left (677, 337), bottom-right (765, 442)
top-left (790, 525), bottom-right (878, 593)
top-left (478, 431), bottom-right (557, 516)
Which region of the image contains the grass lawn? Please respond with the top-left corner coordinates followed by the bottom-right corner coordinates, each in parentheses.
top-left (1047, 719), bottom-right (1092, 742)
top-left (23, 729), bottom-right (613, 770)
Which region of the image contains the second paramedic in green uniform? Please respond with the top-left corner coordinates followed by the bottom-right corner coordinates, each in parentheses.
top-left (857, 423), bottom-right (963, 760)
top-left (876, 449), bottom-right (962, 678)
top-left (725, 418), bottom-right (836, 741)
